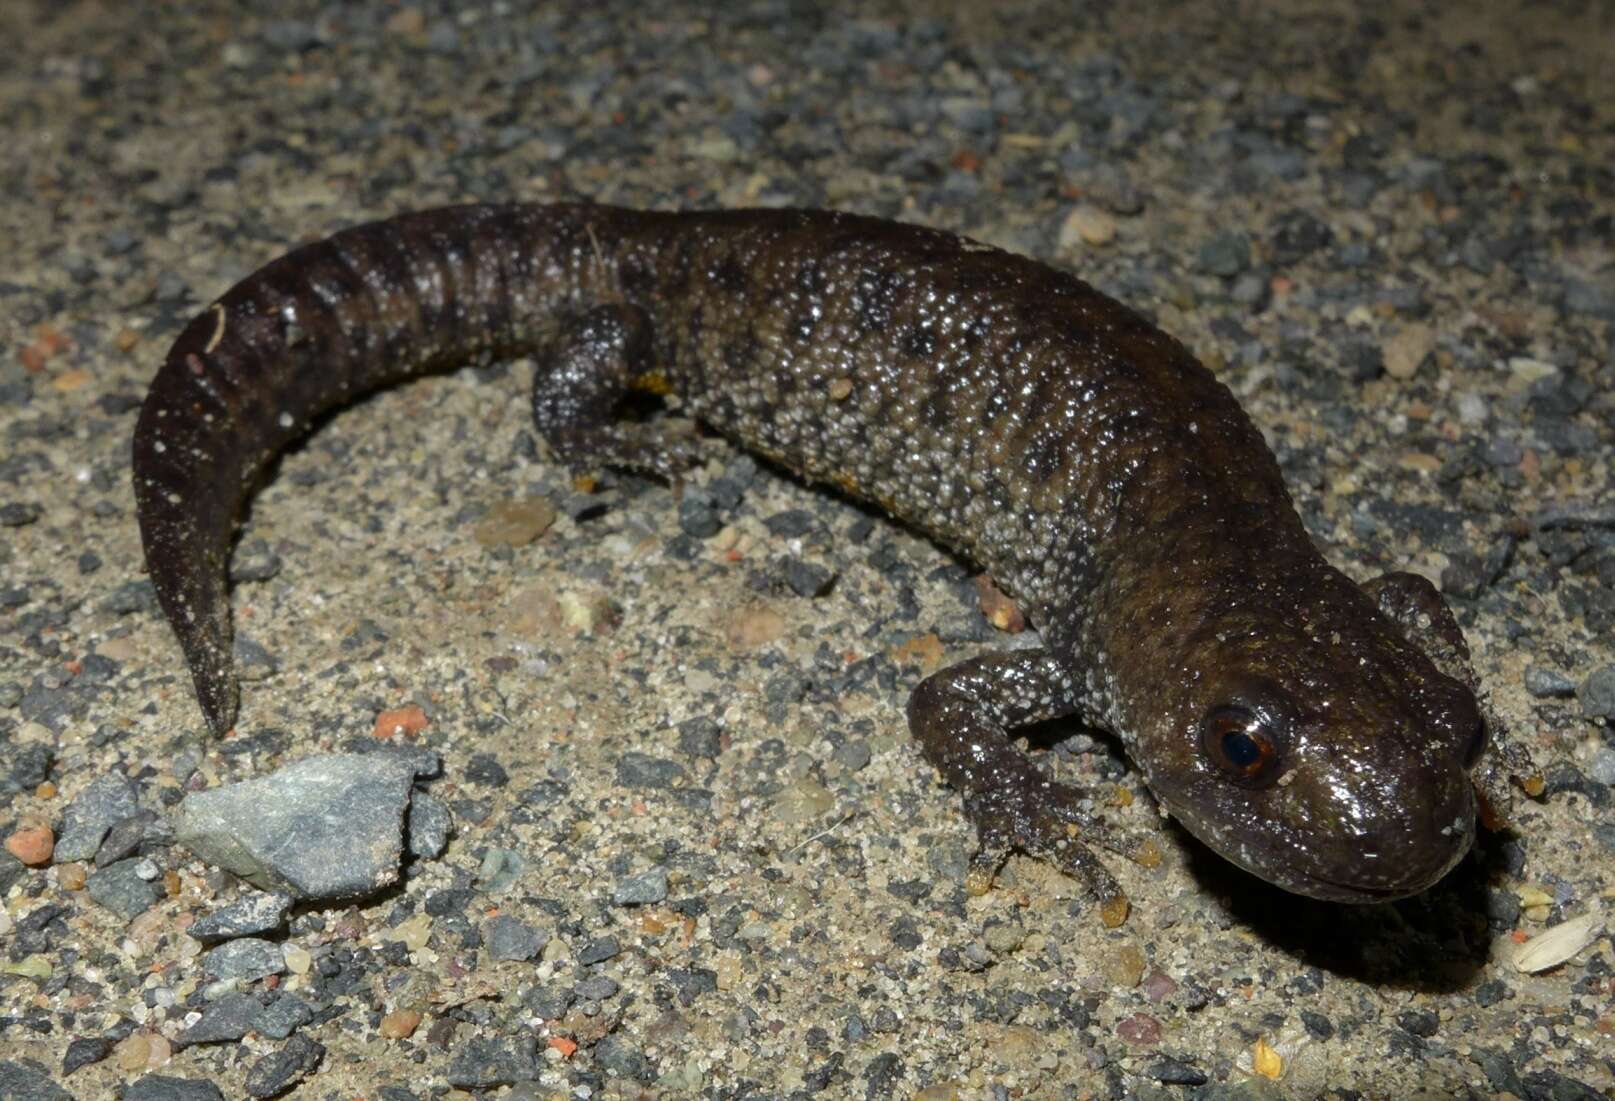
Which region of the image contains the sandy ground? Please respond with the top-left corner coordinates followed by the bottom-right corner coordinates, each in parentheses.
top-left (1, 1), bottom-right (1612, 1098)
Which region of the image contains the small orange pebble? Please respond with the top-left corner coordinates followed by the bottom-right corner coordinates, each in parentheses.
top-left (889, 632), bottom-right (944, 671)
top-left (114, 328), bottom-right (142, 353)
top-left (5, 824), bottom-right (54, 866)
top-left (372, 704), bottom-right (429, 740)
top-left (974, 575), bottom-right (1026, 633)
top-left (548, 1036), bottom-right (578, 1058)
top-left (378, 1008), bottom-right (422, 1039)
top-left (57, 862), bottom-right (87, 890)
top-left (35, 780), bottom-right (56, 799)
top-left (1098, 895), bottom-right (1129, 929)
top-left (950, 148), bottom-right (981, 173)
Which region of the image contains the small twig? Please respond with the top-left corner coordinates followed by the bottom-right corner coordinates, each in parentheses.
top-left (787, 812), bottom-right (856, 854)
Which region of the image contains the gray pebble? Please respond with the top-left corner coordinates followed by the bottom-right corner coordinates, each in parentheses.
top-left (576, 935), bottom-right (621, 965)
top-left (228, 539), bottom-right (282, 583)
top-left (233, 634), bottom-right (279, 682)
top-left (477, 846), bottom-right (527, 893)
top-left (782, 558), bottom-right (835, 598)
top-left (189, 890), bottom-right (294, 944)
top-left (574, 974), bottom-right (619, 1002)
top-left (102, 579), bottom-right (159, 615)
top-left (612, 867), bottom-right (669, 906)
top-left (202, 938), bottom-right (286, 983)
top-left (524, 985), bottom-right (574, 1019)
top-left (0, 502), bottom-right (40, 527)
top-left (178, 992), bottom-right (264, 1045)
top-left (615, 752), bottom-right (687, 790)
top-left (1197, 232), bottom-right (1251, 278)
top-left (244, 1035), bottom-right (324, 1099)
top-left (676, 492), bottom-right (721, 538)
top-left (1579, 665), bottom-right (1615, 719)
top-left (485, 914), bottom-right (548, 961)
top-left (445, 1035), bottom-right (541, 1088)
top-left (256, 993), bottom-right (315, 1040)
top-left (85, 858), bottom-right (162, 921)
top-left (122, 1075), bottom-right (226, 1101)
top-left (406, 792), bottom-right (451, 859)
top-left (834, 740), bottom-right (872, 772)
top-left (594, 1034), bottom-right (655, 1083)
top-left (175, 753), bottom-right (431, 900)
top-left (1523, 666), bottom-right (1577, 698)
top-left (1588, 749), bottom-right (1615, 787)
top-left (94, 810), bottom-right (160, 868)
top-left (55, 771), bottom-right (139, 862)
top-left (0, 1059), bottom-right (71, 1101)
top-left (61, 1037), bottom-right (113, 1076)
top-left (676, 717), bottom-right (723, 759)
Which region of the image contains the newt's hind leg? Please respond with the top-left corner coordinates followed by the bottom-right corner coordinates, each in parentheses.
top-left (1363, 572), bottom-right (1542, 825)
top-left (908, 648), bottom-right (1161, 927)
top-left (531, 303), bottom-right (703, 483)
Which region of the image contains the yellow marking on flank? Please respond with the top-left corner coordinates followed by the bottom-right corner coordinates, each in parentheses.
top-left (205, 304), bottom-right (227, 354)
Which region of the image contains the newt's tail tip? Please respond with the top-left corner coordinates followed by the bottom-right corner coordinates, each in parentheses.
top-left (190, 657), bottom-right (240, 740)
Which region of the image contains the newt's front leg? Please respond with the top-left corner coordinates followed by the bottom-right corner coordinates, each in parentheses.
top-left (907, 649), bottom-right (1160, 927)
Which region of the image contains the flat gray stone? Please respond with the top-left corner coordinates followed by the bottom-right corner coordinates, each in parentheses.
top-left (122, 1075), bottom-right (226, 1101)
top-left (86, 858), bottom-right (163, 921)
top-left (189, 890), bottom-right (293, 944)
top-left (178, 992), bottom-right (264, 1045)
top-left (56, 772), bottom-right (139, 862)
top-left (445, 1035), bottom-right (540, 1088)
top-left (612, 867), bottom-right (668, 905)
top-left (202, 937), bottom-right (286, 983)
top-left (174, 753), bottom-right (432, 900)
top-left (406, 791), bottom-right (451, 859)
top-left (485, 914), bottom-right (547, 961)
top-left (256, 992), bottom-right (315, 1040)
top-left (0, 1059), bottom-right (71, 1101)
top-left (244, 1034), bottom-right (324, 1098)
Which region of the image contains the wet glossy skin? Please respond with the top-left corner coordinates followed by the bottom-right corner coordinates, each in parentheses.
top-left (133, 204), bottom-right (1530, 920)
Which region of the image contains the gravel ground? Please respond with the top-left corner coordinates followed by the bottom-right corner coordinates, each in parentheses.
top-left (2, 1), bottom-right (1612, 1098)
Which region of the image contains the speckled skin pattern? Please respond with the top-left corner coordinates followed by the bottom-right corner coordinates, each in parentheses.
top-left (134, 203), bottom-right (1533, 919)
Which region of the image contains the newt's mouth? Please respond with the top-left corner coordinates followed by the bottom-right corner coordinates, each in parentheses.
top-left (1247, 824), bottom-right (1476, 904)
top-left (1164, 792), bottom-right (1476, 904)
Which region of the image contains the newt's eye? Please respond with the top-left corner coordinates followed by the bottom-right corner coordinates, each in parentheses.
top-left (1201, 706), bottom-right (1283, 786)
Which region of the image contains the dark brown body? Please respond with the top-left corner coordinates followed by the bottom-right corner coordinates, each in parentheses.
top-left (135, 204), bottom-right (1528, 915)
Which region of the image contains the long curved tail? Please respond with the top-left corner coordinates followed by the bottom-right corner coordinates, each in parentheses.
top-left (133, 203), bottom-right (615, 735)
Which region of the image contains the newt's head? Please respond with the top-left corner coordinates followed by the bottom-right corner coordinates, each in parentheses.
top-left (1112, 565), bottom-right (1486, 902)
